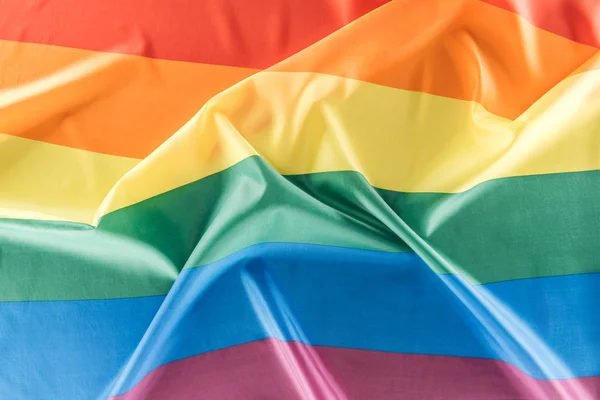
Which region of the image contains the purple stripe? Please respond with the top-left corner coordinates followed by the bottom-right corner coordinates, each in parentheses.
top-left (111, 339), bottom-right (600, 400)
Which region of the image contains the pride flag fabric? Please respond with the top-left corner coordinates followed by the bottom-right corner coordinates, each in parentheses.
top-left (1, 0), bottom-right (600, 398)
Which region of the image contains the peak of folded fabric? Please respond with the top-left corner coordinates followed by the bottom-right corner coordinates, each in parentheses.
top-left (4, 64), bottom-right (600, 226)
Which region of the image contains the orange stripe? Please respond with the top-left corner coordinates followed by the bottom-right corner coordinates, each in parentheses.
top-left (0, 0), bottom-right (595, 158)
top-left (0, 41), bottom-right (256, 158)
top-left (273, 0), bottom-right (598, 120)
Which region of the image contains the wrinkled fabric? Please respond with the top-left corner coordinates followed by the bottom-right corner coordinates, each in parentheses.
top-left (0, 1), bottom-right (599, 399)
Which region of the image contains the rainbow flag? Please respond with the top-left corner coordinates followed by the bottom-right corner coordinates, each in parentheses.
top-left (1, 0), bottom-right (599, 398)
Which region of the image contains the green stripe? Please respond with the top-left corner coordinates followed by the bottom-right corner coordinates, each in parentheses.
top-left (377, 172), bottom-right (600, 283)
top-left (0, 219), bottom-right (177, 302)
top-left (1, 155), bottom-right (598, 301)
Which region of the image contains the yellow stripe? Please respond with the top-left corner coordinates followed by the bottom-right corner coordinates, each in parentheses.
top-left (97, 67), bottom-right (600, 221)
top-left (0, 134), bottom-right (138, 224)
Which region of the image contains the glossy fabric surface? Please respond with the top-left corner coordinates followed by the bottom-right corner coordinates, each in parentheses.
top-left (1, 0), bottom-right (599, 399)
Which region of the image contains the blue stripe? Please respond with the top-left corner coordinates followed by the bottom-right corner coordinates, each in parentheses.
top-left (0, 296), bottom-right (163, 400)
top-left (2, 244), bottom-right (600, 399)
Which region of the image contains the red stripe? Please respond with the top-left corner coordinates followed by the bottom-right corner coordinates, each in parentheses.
top-left (110, 339), bottom-right (600, 400)
top-left (481, 0), bottom-right (600, 47)
top-left (0, 0), bottom-right (389, 68)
